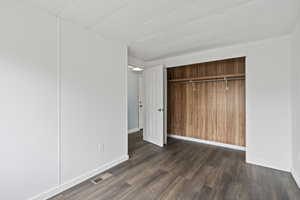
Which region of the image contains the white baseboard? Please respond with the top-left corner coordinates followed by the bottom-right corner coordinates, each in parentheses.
top-left (29, 155), bottom-right (129, 200)
top-left (246, 155), bottom-right (290, 172)
top-left (128, 128), bottom-right (140, 134)
top-left (292, 167), bottom-right (300, 188)
top-left (168, 134), bottom-right (245, 151)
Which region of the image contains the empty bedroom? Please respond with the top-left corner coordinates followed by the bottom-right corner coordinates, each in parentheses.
top-left (1, 0), bottom-right (300, 200)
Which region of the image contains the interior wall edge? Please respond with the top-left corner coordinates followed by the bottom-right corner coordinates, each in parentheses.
top-left (125, 49), bottom-right (129, 158)
top-left (291, 17), bottom-right (300, 189)
top-left (56, 15), bottom-right (62, 187)
top-left (287, 34), bottom-right (293, 176)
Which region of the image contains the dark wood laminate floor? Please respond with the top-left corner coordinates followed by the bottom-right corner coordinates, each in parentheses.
top-left (51, 132), bottom-right (300, 200)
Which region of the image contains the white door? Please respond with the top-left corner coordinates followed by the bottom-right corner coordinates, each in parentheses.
top-left (138, 76), bottom-right (144, 129)
top-left (143, 65), bottom-right (164, 147)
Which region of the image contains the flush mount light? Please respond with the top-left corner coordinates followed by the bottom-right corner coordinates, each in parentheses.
top-left (132, 67), bottom-right (144, 71)
top-left (128, 65), bottom-right (144, 72)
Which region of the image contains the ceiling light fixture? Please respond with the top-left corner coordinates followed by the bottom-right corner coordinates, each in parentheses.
top-left (132, 67), bottom-right (144, 71)
top-left (128, 65), bottom-right (144, 72)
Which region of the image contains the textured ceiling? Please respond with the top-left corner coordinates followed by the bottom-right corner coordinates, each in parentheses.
top-left (24, 0), bottom-right (300, 61)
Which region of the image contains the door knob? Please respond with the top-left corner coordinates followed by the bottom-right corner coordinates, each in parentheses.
top-left (157, 108), bottom-right (164, 112)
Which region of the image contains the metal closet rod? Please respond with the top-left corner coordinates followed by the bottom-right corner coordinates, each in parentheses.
top-left (173, 77), bottom-right (245, 84)
top-left (190, 77), bottom-right (244, 83)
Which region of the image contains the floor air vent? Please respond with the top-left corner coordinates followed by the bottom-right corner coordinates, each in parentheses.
top-left (90, 172), bottom-right (112, 185)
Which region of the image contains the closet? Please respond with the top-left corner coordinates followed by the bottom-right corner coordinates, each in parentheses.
top-left (167, 57), bottom-right (245, 147)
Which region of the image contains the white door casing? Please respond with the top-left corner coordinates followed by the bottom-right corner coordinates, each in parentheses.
top-left (143, 65), bottom-right (164, 147)
top-left (163, 68), bottom-right (168, 145)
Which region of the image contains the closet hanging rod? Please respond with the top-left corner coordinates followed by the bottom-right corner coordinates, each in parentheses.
top-left (170, 77), bottom-right (245, 84)
top-left (191, 77), bottom-right (244, 83)
top-left (168, 73), bottom-right (245, 83)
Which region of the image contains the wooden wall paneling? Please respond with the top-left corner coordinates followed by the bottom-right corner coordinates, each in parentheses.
top-left (206, 82), bottom-right (218, 142)
top-left (185, 81), bottom-right (219, 142)
top-left (167, 57), bottom-right (246, 147)
top-left (168, 57), bottom-right (246, 80)
top-left (167, 83), bottom-right (174, 134)
top-left (167, 82), bottom-right (187, 136)
top-left (216, 80), bottom-right (227, 144)
top-left (167, 83), bottom-right (175, 134)
top-left (226, 80), bottom-right (246, 146)
top-left (186, 82), bottom-right (193, 138)
top-left (192, 82), bottom-right (207, 140)
top-left (195, 82), bottom-right (206, 140)
top-left (239, 80), bottom-right (246, 146)
top-left (226, 81), bottom-right (235, 145)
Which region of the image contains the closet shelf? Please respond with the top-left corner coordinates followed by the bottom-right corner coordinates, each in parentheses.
top-left (168, 73), bottom-right (245, 82)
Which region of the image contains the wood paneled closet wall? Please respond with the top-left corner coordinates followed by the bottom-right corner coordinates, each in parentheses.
top-left (167, 57), bottom-right (246, 147)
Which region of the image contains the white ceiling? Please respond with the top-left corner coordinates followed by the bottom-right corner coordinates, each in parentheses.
top-left (24, 0), bottom-right (300, 61)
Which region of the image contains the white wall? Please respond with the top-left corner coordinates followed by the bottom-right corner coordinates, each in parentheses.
top-left (0, 2), bottom-right (59, 200)
top-left (127, 69), bottom-right (140, 131)
top-left (291, 19), bottom-right (300, 187)
top-left (60, 20), bottom-right (128, 184)
top-left (146, 36), bottom-right (292, 172)
top-left (0, 1), bottom-right (128, 200)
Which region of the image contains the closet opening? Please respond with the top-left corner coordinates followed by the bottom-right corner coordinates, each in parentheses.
top-left (167, 57), bottom-right (246, 153)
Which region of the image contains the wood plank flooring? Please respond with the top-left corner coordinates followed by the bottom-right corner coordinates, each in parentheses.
top-left (50, 132), bottom-right (300, 200)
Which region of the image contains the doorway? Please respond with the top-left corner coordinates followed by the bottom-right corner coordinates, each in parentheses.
top-left (127, 65), bottom-right (144, 156)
